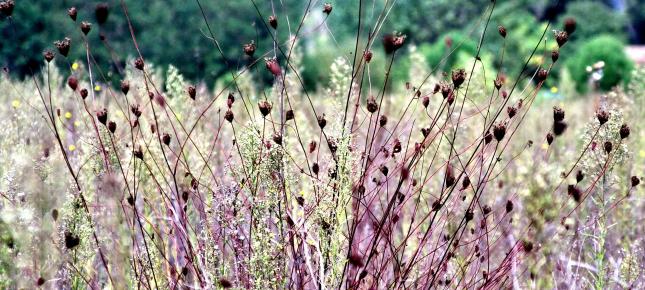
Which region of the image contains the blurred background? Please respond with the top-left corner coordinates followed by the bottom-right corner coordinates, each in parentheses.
top-left (1, 0), bottom-right (643, 94)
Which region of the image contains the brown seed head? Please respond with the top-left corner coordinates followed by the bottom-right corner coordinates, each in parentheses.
top-left (134, 57), bottom-right (145, 70)
top-left (120, 80), bottom-right (130, 95)
top-left (493, 123), bottom-right (506, 141)
top-left (364, 50), bottom-right (373, 63)
top-left (67, 76), bottom-right (78, 91)
top-left (451, 68), bottom-right (466, 89)
top-left (631, 176), bottom-right (640, 187)
top-left (546, 132), bottom-right (554, 145)
top-left (80, 88), bottom-right (88, 99)
top-left (187, 85), bottom-right (196, 100)
top-left (96, 108), bottom-right (108, 125)
top-left (366, 96), bottom-right (378, 113)
top-left (596, 110), bottom-right (610, 125)
top-left (317, 115), bottom-right (327, 129)
top-left (555, 30), bottom-right (569, 47)
top-left (323, 3), bottom-right (332, 14)
top-left (258, 100), bottom-right (272, 117)
top-left (268, 15), bottom-right (278, 29)
top-left (498, 25), bottom-right (507, 38)
top-left (563, 18), bottom-right (576, 34)
top-left (0, 0), bottom-right (14, 16)
top-left (43, 50), bottom-right (55, 62)
top-left (95, 3), bottom-right (109, 25)
top-left (162, 133), bottom-right (171, 146)
top-left (224, 110), bottom-right (234, 123)
top-left (243, 41), bottom-right (256, 57)
top-left (81, 21), bottom-right (92, 35)
top-left (55, 37), bottom-right (72, 57)
top-left (619, 124), bottom-right (630, 139)
top-left (68, 7), bottom-right (77, 21)
top-left (107, 121), bottom-right (116, 133)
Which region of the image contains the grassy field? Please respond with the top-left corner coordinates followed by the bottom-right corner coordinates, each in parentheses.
top-left (1, 1), bottom-right (644, 289)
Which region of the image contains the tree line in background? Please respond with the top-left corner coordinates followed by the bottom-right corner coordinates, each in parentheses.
top-left (1, 0), bottom-right (642, 92)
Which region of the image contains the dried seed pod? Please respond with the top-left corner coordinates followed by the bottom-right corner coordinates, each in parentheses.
top-left (494, 77), bottom-right (503, 90)
top-left (451, 69), bottom-right (466, 89)
top-left (134, 57), bottom-right (145, 70)
top-left (536, 68), bottom-right (548, 82)
top-left (366, 96), bottom-right (378, 113)
top-left (596, 110), bottom-right (610, 125)
top-left (522, 240), bottom-right (534, 253)
top-left (120, 80), bottom-right (130, 95)
top-left (107, 121), bottom-right (117, 133)
top-left (68, 7), bottom-right (78, 21)
top-left (95, 3), bottom-right (109, 25)
top-left (268, 15), bottom-right (278, 29)
top-left (285, 109), bottom-right (294, 121)
top-left (379, 115), bottom-right (387, 127)
top-left (493, 123), bottom-right (506, 141)
top-left (619, 124), bottom-right (630, 139)
top-left (96, 108), bottom-right (108, 125)
top-left (631, 176), bottom-right (640, 187)
top-left (568, 184), bottom-right (581, 202)
top-left (380, 165), bottom-right (389, 176)
top-left (482, 205), bottom-right (492, 215)
top-left (162, 133), bottom-right (171, 146)
top-left (80, 88), bottom-right (88, 99)
top-left (224, 109), bottom-right (234, 123)
top-left (553, 121), bottom-right (568, 136)
top-left (575, 170), bottom-right (584, 183)
top-left (218, 278), bottom-right (233, 289)
top-left (64, 231), bottom-right (80, 249)
top-left (348, 253), bottom-right (364, 267)
top-left (258, 100), bottom-right (272, 116)
top-left (323, 3), bottom-right (332, 14)
top-left (81, 21), bottom-right (92, 35)
top-left (554, 31), bottom-right (569, 47)
top-left (55, 37), bottom-right (72, 57)
top-left (243, 41), bottom-right (256, 57)
top-left (603, 141), bottom-right (613, 154)
top-left (364, 50), bottom-right (373, 63)
top-left (133, 146), bottom-right (144, 160)
top-left (505, 200), bottom-right (513, 213)
top-left (422, 96), bottom-right (430, 108)
top-left (130, 104), bottom-right (142, 118)
top-left (317, 115), bottom-right (327, 129)
top-left (312, 162), bottom-right (320, 175)
top-left (444, 165), bottom-right (455, 188)
top-left (551, 50), bottom-right (559, 63)
top-left (309, 141), bottom-right (317, 153)
top-left (507, 106), bottom-right (517, 118)
top-left (227, 93), bottom-right (235, 107)
top-left (546, 132), bottom-right (554, 145)
top-left (67, 76), bottom-right (78, 91)
top-left (382, 33), bottom-right (406, 54)
top-left (43, 50), bottom-right (55, 62)
top-left (187, 85), bottom-right (196, 100)
top-left (464, 210), bottom-right (474, 222)
top-left (0, 0), bottom-right (14, 16)
top-left (461, 175), bottom-right (471, 189)
top-left (498, 25), bottom-right (507, 38)
top-left (553, 106), bottom-right (565, 122)
top-left (484, 131), bottom-right (493, 144)
top-left (563, 18), bottom-right (576, 34)
top-left (272, 133), bottom-right (282, 145)
top-left (265, 58), bottom-right (281, 76)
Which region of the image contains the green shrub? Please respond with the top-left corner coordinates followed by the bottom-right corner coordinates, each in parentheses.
top-left (566, 35), bottom-right (633, 93)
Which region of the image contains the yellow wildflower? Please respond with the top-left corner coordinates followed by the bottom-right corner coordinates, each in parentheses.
top-left (72, 62), bottom-right (79, 70)
top-left (550, 86), bottom-right (558, 94)
top-left (11, 99), bottom-right (21, 108)
top-left (64, 112), bottom-right (72, 119)
top-left (68, 144), bottom-right (76, 151)
top-left (94, 85), bottom-right (101, 92)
